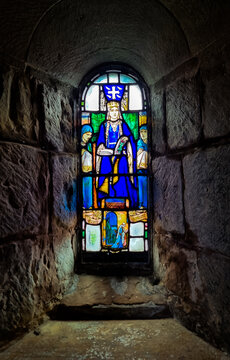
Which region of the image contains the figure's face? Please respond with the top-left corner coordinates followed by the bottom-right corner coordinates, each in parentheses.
top-left (109, 106), bottom-right (119, 121)
top-left (82, 131), bottom-right (92, 143)
top-left (140, 129), bottom-right (147, 143)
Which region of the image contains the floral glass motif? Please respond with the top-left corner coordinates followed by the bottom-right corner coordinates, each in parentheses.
top-left (81, 70), bottom-right (148, 253)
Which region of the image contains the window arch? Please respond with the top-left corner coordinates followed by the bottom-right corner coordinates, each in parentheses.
top-left (77, 64), bottom-right (152, 275)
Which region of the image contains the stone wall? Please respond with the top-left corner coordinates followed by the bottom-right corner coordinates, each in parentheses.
top-left (0, 36), bottom-right (229, 353)
top-left (151, 38), bottom-right (230, 352)
top-left (0, 66), bottom-right (78, 335)
top-left (0, 65), bottom-right (166, 338)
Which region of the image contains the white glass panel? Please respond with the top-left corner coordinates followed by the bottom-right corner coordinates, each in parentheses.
top-left (86, 224), bottom-right (101, 251)
top-left (129, 237), bottom-right (144, 252)
top-left (129, 85), bottom-right (143, 110)
top-left (85, 85), bottom-right (99, 111)
top-left (120, 74), bottom-right (136, 83)
top-left (130, 222), bottom-right (144, 236)
top-left (145, 240), bottom-right (148, 251)
top-left (94, 74), bottom-right (108, 83)
top-left (109, 73), bottom-right (119, 83)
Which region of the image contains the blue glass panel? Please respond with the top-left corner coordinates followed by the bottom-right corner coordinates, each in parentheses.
top-left (120, 74), bottom-right (136, 83)
top-left (103, 85), bottom-right (125, 101)
top-left (138, 176), bottom-right (148, 208)
top-left (82, 177), bottom-right (93, 209)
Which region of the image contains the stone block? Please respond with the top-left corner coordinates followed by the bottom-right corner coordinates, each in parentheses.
top-left (54, 234), bottom-right (75, 291)
top-left (151, 88), bottom-right (166, 154)
top-left (0, 68), bottom-right (39, 143)
top-left (61, 275), bottom-right (167, 307)
top-left (169, 250), bottom-right (230, 353)
top-left (42, 84), bottom-right (76, 152)
top-left (201, 42), bottom-right (230, 139)
top-left (0, 143), bottom-right (49, 238)
top-left (183, 145), bottom-right (230, 255)
top-left (197, 252), bottom-right (230, 350)
top-left (202, 72), bottom-right (230, 138)
top-left (52, 154), bottom-right (77, 230)
top-left (152, 156), bottom-right (185, 234)
top-left (0, 236), bottom-right (59, 333)
top-left (166, 77), bottom-right (201, 150)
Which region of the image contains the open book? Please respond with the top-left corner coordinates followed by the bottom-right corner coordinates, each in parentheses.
top-left (114, 136), bottom-right (129, 155)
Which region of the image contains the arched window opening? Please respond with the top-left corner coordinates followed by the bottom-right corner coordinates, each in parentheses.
top-left (77, 64), bottom-right (152, 274)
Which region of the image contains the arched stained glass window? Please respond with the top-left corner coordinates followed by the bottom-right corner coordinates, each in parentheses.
top-left (77, 64), bottom-right (152, 274)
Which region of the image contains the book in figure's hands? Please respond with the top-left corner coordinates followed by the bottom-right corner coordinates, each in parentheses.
top-left (114, 136), bottom-right (129, 155)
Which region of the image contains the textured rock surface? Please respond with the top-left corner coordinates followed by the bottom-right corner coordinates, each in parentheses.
top-left (27, 0), bottom-right (189, 86)
top-left (51, 154), bottom-right (77, 231)
top-left (183, 145), bottom-right (230, 255)
top-left (61, 275), bottom-right (167, 307)
top-left (154, 233), bottom-right (203, 301)
top-left (2, 319), bottom-right (229, 360)
top-left (54, 233), bottom-right (76, 292)
top-left (0, 143), bottom-right (49, 238)
top-left (166, 249), bottom-right (230, 353)
top-left (0, 66), bottom-right (13, 135)
top-left (42, 84), bottom-right (64, 151)
top-left (0, 237), bottom-right (60, 333)
top-left (152, 156), bottom-right (185, 234)
top-left (42, 84), bottom-right (75, 152)
top-left (197, 252), bottom-right (230, 350)
top-left (151, 88), bottom-right (166, 154)
top-left (0, 68), bottom-right (38, 143)
top-left (166, 77), bottom-right (201, 150)
top-left (201, 42), bottom-right (230, 139)
top-left (1, 0), bottom-right (229, 80)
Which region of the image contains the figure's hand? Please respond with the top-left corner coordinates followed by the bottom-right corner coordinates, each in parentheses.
top-left (97, 144), bottom-right (113, 156)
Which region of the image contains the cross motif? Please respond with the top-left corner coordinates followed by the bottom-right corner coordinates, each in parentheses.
top-left (107, 86), bottom-right (120, 99)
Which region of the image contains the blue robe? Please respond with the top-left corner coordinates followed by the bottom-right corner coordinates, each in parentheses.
top-left (97, 120), bottom-right (138, 207)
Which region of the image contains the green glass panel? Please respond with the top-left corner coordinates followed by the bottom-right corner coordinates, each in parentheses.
top-left (145, 230), bottom-right (148, 238)
top-left (91, 113), bottom-right (106, 137)
top-left (82, 230), bottom-right (85, 237)
top-left (122, 113), bottom-right (138, 140)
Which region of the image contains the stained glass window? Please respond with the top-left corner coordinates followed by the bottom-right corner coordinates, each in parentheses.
top-left (78, 65), bottom-right (152, 274)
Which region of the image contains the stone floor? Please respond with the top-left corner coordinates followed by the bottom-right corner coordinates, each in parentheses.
top-left (0, 319), bottom-right (229, 360)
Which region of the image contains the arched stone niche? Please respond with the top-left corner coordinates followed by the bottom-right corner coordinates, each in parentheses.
top-left (0, 0), bottom-right (230, 354)
top-left (26, 0), bottom-right (190, 86)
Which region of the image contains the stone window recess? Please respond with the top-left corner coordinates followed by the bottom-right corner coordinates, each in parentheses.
top-left (76, 64), bottom-right (152, 275)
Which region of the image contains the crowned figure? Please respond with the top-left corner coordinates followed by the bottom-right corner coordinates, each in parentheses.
top-left (96, 85), bottom-right (138, 208)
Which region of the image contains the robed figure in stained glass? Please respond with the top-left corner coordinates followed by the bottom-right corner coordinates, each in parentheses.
top-left (137, 125), bottom-right (148, 208)
top-left (96, 94), bottom-right (138, 208)
top-left (81, 125), bottom-right (93, 209)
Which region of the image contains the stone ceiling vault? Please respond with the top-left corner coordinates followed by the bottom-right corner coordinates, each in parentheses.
top-left (0, 0), bottom-right (229, 86)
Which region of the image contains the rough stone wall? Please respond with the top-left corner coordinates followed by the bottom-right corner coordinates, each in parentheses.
top-left (151, 38), bottom-right (230, 352)
top-left (0, 35), bottom-right (229, 355)
top-left (0, 65), bottom-right (78, 336)
top-left (0, 64), bottom-right (166, 338)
